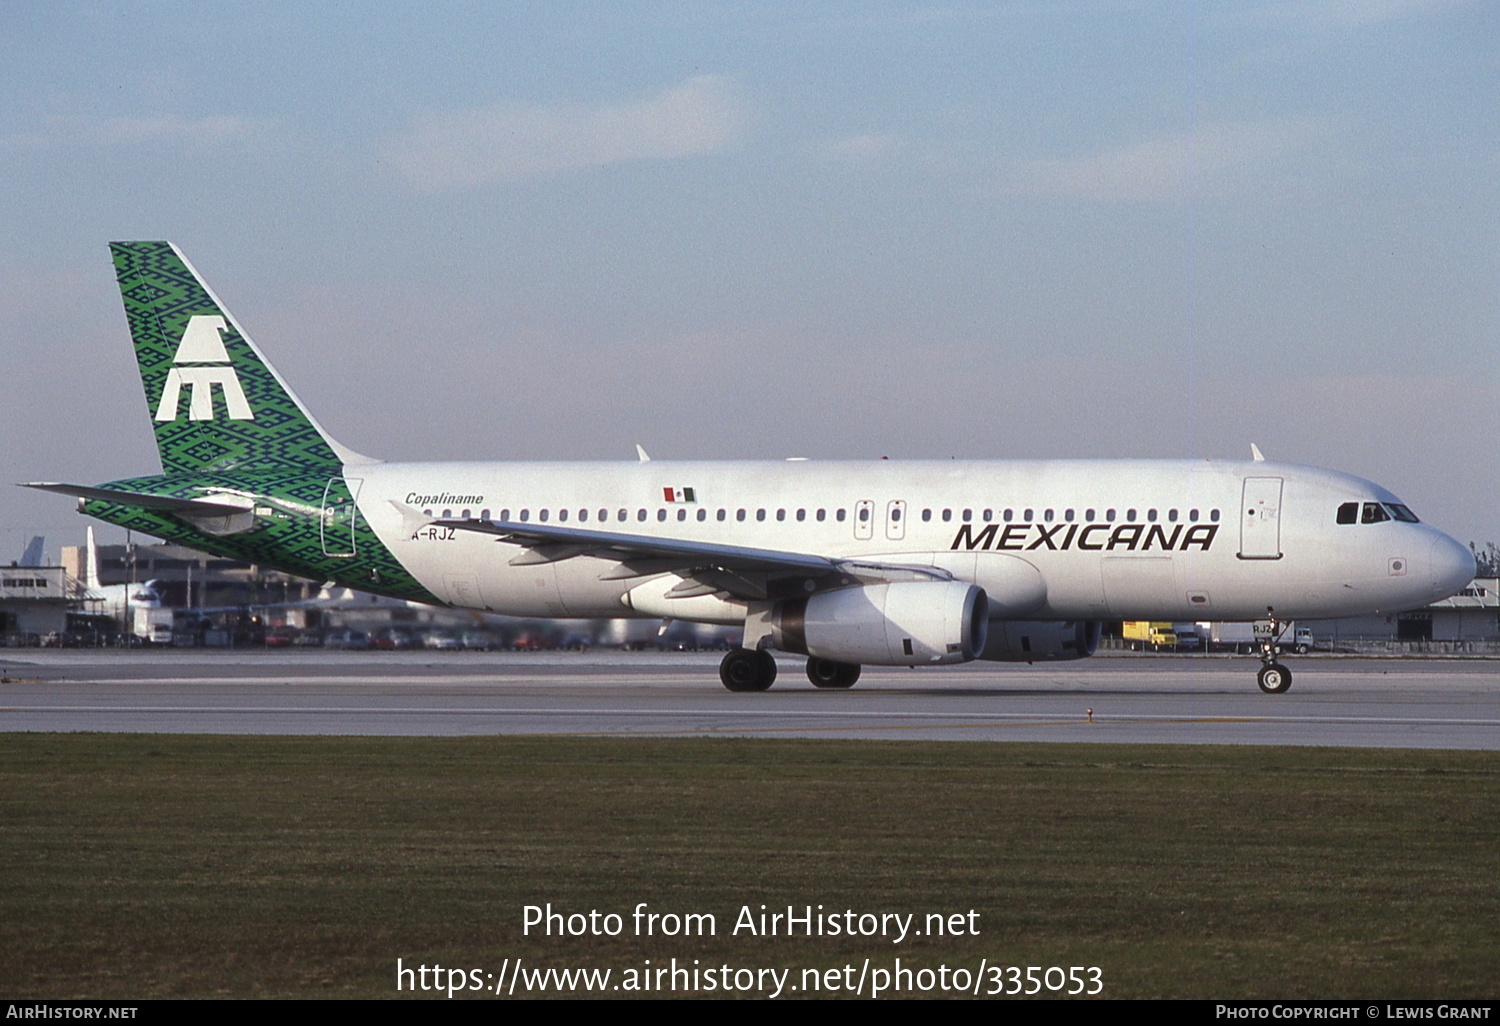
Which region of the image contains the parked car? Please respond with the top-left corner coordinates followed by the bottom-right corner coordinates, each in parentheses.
top-left (324, 629), bottom-right (372, 650)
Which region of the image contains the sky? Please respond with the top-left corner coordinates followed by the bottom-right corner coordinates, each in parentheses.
top-left (2, 0), bottom-right (1496, 560)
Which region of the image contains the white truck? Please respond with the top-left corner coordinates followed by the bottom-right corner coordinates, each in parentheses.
top-left (131, 606), bottom-right (174, 645)
top-left (1199, 621), bottom-right (1314, 655)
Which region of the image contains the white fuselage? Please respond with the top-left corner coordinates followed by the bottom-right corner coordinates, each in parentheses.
top-left (349, 457), bottom-right (1474, 624)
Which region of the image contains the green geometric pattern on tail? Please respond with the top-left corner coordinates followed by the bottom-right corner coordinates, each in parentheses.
top-left (80, 470), bottom-right (439, 605)
top-left (111, 241), bottom-right (344, 474)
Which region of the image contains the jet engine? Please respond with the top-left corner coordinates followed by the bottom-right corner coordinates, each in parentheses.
top-left (980, 620), bottom-right (1101, 662)
top-left (771, 581), bottom-right (988, 666)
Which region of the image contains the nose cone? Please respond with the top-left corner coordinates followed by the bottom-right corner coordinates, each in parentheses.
top-left (1428, 533), bottom-right (1476, 600)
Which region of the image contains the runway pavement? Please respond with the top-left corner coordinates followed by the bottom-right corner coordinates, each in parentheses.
top-left (3, 650), bottom-right (1499, 748)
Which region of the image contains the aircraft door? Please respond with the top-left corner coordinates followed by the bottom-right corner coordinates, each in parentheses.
top-left (886, 500), bottom-right (906, 541)
top-left (854, 499), bottom-right (874, 541)
top-left (321, 476), bottom-right (363, 557)
top-left (1239, 477), bottom-right (1283, 560)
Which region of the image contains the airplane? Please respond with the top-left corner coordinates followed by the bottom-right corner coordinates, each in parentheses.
top-left (16, 535), bottom-right (45, 566)
top-left (77, 525), bottom-right (164, 622)
top-left (24, 242), bottom-right (1476, 694)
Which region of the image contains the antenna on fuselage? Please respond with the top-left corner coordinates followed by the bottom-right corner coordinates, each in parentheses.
top-left (636, 445), bottom-right (651, 462)
top-left (1250, 443), bottom-right (1266, 462)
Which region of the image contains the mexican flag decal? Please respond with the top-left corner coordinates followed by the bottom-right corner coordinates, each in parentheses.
top-left (663, 487), bottom-right (697, 503)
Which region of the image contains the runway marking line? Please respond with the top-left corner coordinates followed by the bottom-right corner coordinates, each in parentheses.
top-left (6, 707), bottom-right (1500, 729)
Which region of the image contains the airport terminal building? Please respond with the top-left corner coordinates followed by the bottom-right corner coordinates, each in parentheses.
top-left (1312, 578), bottom-right (1499, 646)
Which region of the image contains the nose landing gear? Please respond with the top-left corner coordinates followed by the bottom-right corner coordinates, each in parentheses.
top-left (1257, 661), bottom-right (1292, 694)
top-left (1256, 612), bottom-right (1293, 694)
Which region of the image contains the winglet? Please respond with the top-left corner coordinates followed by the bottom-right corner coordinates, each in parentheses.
top-left (1250, 443), bottom-right (1266, 462)
top-left (636, 444), bottom-right (651, 462)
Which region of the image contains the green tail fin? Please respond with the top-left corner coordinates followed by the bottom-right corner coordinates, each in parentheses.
top-left (111, 241), bottom-right (366, 474)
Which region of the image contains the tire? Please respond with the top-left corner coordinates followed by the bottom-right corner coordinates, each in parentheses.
top-left (1257, 662), bottom-right (1292, 694)
top-left (720, 648), bottom-right (777, 692)
top-left (807, 658), bottom-right (861, 689)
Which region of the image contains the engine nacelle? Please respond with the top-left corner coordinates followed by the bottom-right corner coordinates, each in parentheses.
top-left (772, 581), bottom-right (989, 666)
top-left (980, 620), bottom-right (1101, 663)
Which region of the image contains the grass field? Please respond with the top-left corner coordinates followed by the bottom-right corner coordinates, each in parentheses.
top-left (2, 734), bottom-right (1497, 998)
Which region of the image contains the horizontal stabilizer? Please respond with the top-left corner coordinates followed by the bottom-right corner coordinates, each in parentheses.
top-left (21, 482), bottom-right (253, 515)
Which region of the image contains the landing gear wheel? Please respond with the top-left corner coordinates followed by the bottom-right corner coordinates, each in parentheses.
top-left (1257, 663), bottom-right (1292, 694)
top-left (806, 658), bottom-right (861, 689)
top-left (720, 648), bottom-right (777, 692)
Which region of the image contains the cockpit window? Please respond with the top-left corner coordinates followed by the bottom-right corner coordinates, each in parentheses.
top-left (1386, 503), bottom-right (1420, 523)
top-left (1361, 502), bottom-right (1390, 524)
top-left (1336, 502), bottom-right (1358, 525)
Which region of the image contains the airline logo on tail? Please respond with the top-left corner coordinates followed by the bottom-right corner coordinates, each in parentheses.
top-left (153, 315), bottom-right (253, 422)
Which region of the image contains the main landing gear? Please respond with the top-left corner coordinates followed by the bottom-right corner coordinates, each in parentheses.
top-left (806, 658), bottom-right (861, 689)
top-left (719, 648), bottom-right (778, 692)
top-left (718, 650), bottom-right (864, 692)
top-left (1256, 613), bottom-right (1293, 694)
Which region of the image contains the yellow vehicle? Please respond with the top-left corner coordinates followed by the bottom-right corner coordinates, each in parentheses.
top-left (1123, 621), bottom-right (1179, 652)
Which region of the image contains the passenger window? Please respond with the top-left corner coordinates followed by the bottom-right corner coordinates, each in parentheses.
top-left (737, 509), bottom-right (746, 522)
top-left (599, 509), bottom-right (607, 521)
top-left (1362, 502), bottom-right (1390, 524)
top-left (776, 509), bottom-right (786, 522)
top-left (423, 509), bottom-right (433, 517)
top-left (460, 509), bottom-right (470, 519)
top-left (983, 509), bottom-right (993, 522)
top-left (617, 509), bottom-right (627, 522)
top-left (836, 509), bottom-right (847, 522)
top-left (796, 509), bottom-right (806, 521)
top-left (757, 509), bottom-right (766, 522)
top-left (1211, 509), bottom-right (1220, 522)
top-left (922, 509), bottom-right (932, 522)
top-left (859, 507), bottom-right (870, 522)
top-left (1168, 509), bottom-right (1178, 522)
top-left (962, 509), bottom-right (972, 522)
top-left (1127, 509), bottom-right (1137, 521)
top-left (577, 509), bottom-right (587, 522)
top-left (520, 509), bottom-right (530, 522)
top-left (442, 508), bottom-right (452, 518)
top-left (1004, 509), bottom-right (1013, 522)
top-left (1147, 509), bottom-right (1157, 522)
top-left (539, 509), bottom-right (549, 522)
top-left (1189, 509), bottom-right (1199, 522)
top-left (499, 509), bottom-right (509, 521)
top-left (697, 509), bottom-right (707, 522)
top-left (1085, 508), bottom-right (1095, 521)
top-left (1336, 502), bottom-right (1359, 525)
top-left (677, 508), bottom-right (687, 521)
top-left (637, 509), bottom-right (647, 522)
top-left (1024, 509), bottom-right (1033, 521)
top-left (480, 509), bottom-right (490, 520)
top-left (941, 509), bottom-right (952, 522)
top-left (1043, 509), bottom-right (1054, 523)
top-left (658, 509), bottom-right (668, 522)
top-left (717, 509), bottom-right (726, 521)
top-left (557, 509), bottom-right (567, 522)
top-left (816, 509), bottom-right (826, 522)
top-left (892, 507), bottom-right (902, 522)
top-left (1106, 509), bottom-right (1116, 522)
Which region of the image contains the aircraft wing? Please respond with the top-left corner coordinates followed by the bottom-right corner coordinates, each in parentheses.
top-left (435, 517), bottom-right (950, 599)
